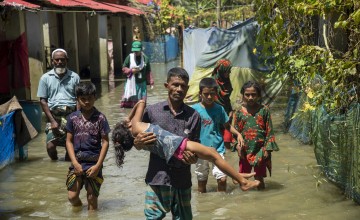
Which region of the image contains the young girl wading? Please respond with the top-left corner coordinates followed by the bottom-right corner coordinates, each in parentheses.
top-left (112, 100), bottom-right (260, 191)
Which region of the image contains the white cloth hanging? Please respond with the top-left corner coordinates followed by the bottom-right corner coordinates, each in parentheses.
top-left (129, 53), bottom-right (145, 79)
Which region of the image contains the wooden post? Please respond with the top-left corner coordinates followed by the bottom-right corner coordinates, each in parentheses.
top-left (217, 0), bottom-right (221, 27)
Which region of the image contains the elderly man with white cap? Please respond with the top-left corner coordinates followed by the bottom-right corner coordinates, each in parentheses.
top-left (37, 48), bottom-right (80, 160)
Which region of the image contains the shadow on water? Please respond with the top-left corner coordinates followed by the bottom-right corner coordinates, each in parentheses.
top-left (1, 60), bottom-right (360, 219)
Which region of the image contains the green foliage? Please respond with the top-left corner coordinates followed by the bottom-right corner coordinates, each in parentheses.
top-left (152, 0), bottom-right (187, 37)
top-left (195, 5), bottom-right (255, 28)
top-left (253, 0), bottom-right (360, 112)
top-left (136, 0), bottom-right (255, 37)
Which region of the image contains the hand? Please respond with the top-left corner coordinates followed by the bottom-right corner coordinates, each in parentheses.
top-left (50, 121), bottom-right (60, 135)
top-left (133, 132), bottom-right (156, 150)
top-left (236, 144), bottom-right (242, 157)
top-left (236, 135), bottom-right (244, 148)
top-left (86, 165), bottom-right (100, 178)
top-left (228, 111), bottom-right (234, 119)
top-left (123, 118), bottom-right (132, 129)
top-left (236, 145), bottom-right (245, 159)
top-left (150, 85), bottom-right (154, 90)
top-left (132, 68), bottom-right (140, 74)
top-left (73, 162), bottom-right (83, 176)
top-left (264, 150), bottom-right (269, 159)
top-left (181, 151), bottom-right (198, 164)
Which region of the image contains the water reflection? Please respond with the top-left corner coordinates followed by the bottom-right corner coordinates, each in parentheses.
top-left (0, 61), bottom-right (359, 219)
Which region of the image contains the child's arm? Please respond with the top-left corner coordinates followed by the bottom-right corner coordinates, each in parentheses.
top-left (66, 132), bottom-right (83, 175)
top-left (128, 101), bottom-right (148, 137)
top-left (224, 121), bottom-right (244, 148)
top-left (185, 141), bottom-right (259, 191)
top-left (126, 100), bottom-right (145, 123)
top-left (87, 134), bottom-right (109, 178)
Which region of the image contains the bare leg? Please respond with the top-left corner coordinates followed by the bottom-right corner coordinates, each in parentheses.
top-left (239, 178), bottom-right (260, 191)
top-left (68, 177), bottom-right (83, 207)
top-left (217, 177), bottom-right (227, 192)
top-left (232, 172), bottom-right (256, 185)
top-left (198, 180), bottom-right (207, 193)
top-left (255, 176), bottom-right (265, 190)
top-left (241, 172), bottom-right (256, 179)
top-left (224, 142), bottom-right (231, 150)
top-left (186, 141), bottom-right (260, 191)
top-left (46, 141), bottom-right (58, 160)
top-left (86, 184), bottom-right (98, 210)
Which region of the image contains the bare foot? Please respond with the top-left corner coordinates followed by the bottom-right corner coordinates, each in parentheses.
top-left (240, 180), bottom-right (260, 191)
top-left (257, 181), bottom-right (265, 190)
top-left (240, 172), bottom-right (256, 179)
top-left (232, 172), bottom-right (256, 184)
top-left (255, 177), bottom-right (265, 190)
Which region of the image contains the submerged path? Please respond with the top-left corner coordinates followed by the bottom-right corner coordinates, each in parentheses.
top-left (0, 63), bottom-right (359, 219)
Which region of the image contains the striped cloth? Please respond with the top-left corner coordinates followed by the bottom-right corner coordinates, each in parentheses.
top-left (66, 169), bottom-right (104, 197)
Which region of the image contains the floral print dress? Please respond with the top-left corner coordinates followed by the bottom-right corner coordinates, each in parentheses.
top-left (233, 105), bottom-right (279, 176)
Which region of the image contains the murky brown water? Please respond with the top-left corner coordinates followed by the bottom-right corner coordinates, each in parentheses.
top-left (1, 61), bottom-right (359, 219)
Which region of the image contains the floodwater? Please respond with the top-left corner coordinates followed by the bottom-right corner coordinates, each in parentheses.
top-left (1, 61), bottom-right (359, 220)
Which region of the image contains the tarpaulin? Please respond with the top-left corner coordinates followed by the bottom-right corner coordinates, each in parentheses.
top-left (184, 18), bottom-right (283, 106)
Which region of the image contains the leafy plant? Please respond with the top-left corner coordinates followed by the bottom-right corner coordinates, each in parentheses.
top-left (253, 0), bottom-right (360, 112)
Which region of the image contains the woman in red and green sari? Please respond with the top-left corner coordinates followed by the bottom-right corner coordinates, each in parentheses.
top-left (233, 80), bottom-right (279, 190)
top-left (212, 59), bottom-right (234, 149)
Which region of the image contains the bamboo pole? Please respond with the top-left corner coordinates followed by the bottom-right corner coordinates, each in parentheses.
top-left (217, 0), bottom-right (221, 27)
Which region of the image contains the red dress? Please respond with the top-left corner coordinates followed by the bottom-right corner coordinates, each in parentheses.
top-left (233, 105), bottom-right (279, 177)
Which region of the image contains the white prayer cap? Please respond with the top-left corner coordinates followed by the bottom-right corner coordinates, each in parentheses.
top-left (52, 48), bottom-right (68, 58)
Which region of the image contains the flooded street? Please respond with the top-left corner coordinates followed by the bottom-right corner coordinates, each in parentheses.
top-left (1, 61), bottom-right (359, 220)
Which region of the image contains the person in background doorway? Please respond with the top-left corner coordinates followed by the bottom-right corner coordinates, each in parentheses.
top-left (37, 48), bottom-right (80, 160)
top-left (233, 80), bottom-right (279, 190)
top-left (212, 59), bottom-right (234, 150)
top-left (192, 77), bottom-right (244, 193)
top-left (120, 41), bottom-right (154, 108)
top-left (133, 26), bottom-right (141, 41)
top-left (65, 82), bottom-right (110, 210)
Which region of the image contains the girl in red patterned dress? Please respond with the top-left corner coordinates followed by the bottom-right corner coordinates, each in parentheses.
top-left (233, 81), bottom-right (279, 189)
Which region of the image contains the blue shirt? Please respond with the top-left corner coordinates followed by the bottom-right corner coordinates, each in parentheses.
top-left (192, 102), bottom-right (229, 154)
top-left (37, 69), bottom-right (80, 110)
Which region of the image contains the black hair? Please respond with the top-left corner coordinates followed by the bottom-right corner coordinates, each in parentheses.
top-left (167, 67), bottom-right (189, 83)
top-left (112, 122), bottom-right (134, 168)
top-left (240, 80), bottom-right (262, 96)
top-left (199, 77), bottom-right (218, 93)
top-left (76, 81), bottom-right (96, 97)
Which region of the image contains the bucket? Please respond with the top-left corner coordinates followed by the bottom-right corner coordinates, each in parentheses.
top-left (19, 100), bottom-right (42, 132)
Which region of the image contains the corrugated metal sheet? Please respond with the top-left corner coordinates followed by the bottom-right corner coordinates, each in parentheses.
top-left (1, 0), bottom-right (40, 9)
top-left (44, 0), bottom-right (143, 14)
